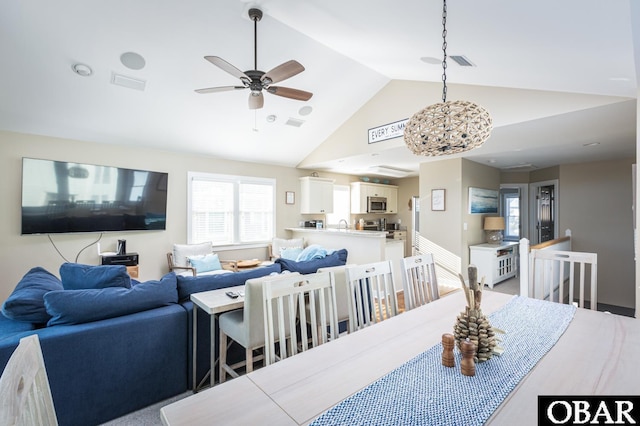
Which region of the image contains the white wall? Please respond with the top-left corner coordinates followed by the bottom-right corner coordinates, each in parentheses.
top-left (0, 130), bottom-right (353, 301)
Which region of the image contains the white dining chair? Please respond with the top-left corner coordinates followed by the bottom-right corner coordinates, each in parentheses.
top-left (218, 273), bottom-right (300, 383)
top-left (263, 271), bottom-right (338, 366)
top-left (345, 260), bottom-right (398, 332)
top-left (401, 253), bottom-right (439, 310)
top-left (316, 265), bottom-right (351, 334)
top-left (529, 248), bottom-right (597, 310)
top-left (0, 334), bottom-right (58, 426)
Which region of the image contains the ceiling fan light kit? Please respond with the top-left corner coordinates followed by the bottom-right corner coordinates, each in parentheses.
top-left (195, 8), bottom-right (312, 110)
top-left (404, 0), bottom-right (492, 156)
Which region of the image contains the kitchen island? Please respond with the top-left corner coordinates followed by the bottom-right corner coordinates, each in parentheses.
top-left (285, 228), bottom-right (403, 271)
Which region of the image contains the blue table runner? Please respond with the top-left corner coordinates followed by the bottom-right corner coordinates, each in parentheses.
top-left (310, 296), bottom-right (577, 426)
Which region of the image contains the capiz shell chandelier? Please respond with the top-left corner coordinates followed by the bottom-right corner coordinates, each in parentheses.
top-left (404, 0), bottom-right (492, 156)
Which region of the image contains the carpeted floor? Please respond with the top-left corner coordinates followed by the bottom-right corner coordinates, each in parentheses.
top-left (99, 391), bottom-right (193, 426)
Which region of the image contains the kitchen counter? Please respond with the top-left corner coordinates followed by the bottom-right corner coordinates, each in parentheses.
top-left (286, 228), bottom-right (388, 265)
top-left (285, 227), bottom-right (386, 238)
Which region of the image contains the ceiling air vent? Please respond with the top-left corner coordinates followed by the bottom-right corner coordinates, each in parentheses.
top-left (111, 73), bottom-right (146, 91)
top-left (285, 117), bottom-right (305, 127)
top-left (450, 55), bottom-right (475, 67)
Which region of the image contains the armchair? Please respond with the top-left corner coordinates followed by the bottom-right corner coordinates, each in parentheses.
top-left (167, 242), bottom-right (238, 276)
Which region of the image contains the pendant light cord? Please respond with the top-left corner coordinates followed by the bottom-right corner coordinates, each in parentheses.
top-left (441, 0), bottom-right (448, 103)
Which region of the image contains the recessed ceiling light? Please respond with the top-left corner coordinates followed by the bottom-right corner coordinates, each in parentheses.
top-left (120, 52), bottom-right (146, 70)
top-left (71, 63), bottom-right (93, 77)
top-left (266, 114), bottom-right (277, 123)
top-left (299, 106), bottom-right (313, 116)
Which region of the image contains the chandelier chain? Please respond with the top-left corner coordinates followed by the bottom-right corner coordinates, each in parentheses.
top-left (441, 0), bottom-right (448, 103)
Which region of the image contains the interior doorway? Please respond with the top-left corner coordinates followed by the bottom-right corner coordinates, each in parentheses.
top-left (529, 180), bottom-right (559, 245)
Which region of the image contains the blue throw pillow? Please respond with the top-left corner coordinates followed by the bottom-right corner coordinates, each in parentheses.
top-left (59, 263), bottom-right (131, 290)
top-left (188, 253), bottom-right (223, 273)
top-left (295, 244), bottom-right (328, 262)
top-left (279, 247), bottom-right (303, 261)
top-left (1, 267), bottom-right (63, 323)
top-left (276, 249), bottom-right (348, 274)
top-left (44, 272), bottom-right (178, 326)
top-left (177, 263), bottom-right (282, 301)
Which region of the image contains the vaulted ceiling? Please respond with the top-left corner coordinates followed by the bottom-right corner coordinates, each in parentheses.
top-left (0, 0), bottom-right (637, 176)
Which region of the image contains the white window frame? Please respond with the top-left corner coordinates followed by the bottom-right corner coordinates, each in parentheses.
top-left (187, 171), bottom-right (276, 247)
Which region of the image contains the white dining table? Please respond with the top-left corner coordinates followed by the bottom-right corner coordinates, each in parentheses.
top-left (161, 290), bottom-right (639, 425)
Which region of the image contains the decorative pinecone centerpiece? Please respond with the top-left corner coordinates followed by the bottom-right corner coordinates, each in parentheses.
top-left (453, 265), bottom-right (501, 363)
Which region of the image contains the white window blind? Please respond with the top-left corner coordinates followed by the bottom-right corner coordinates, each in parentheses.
top-left (188, 172), bottom-right (275, 245)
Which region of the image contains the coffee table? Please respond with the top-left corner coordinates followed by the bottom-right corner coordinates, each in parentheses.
top-left (190, 285), bottom-right (245, 391)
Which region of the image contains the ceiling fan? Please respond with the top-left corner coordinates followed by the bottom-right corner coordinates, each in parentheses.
top-left (195, 8), bottom-right (313, 109)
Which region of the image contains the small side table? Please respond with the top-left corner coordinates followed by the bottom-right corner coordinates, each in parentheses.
top-left (190, 285), bottom-right (245, 391)
top-left (469, 242), bottom-right (518, 288)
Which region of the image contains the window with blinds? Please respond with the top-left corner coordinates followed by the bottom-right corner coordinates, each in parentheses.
top-left (188, 172), bottom-right (275, 246)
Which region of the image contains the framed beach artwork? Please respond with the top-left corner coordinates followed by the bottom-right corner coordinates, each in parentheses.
top-left (468, 187), bottom-right (498, 214)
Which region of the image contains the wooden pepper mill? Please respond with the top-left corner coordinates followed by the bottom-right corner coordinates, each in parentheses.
top-left (460, 338), bottom-right (476, 377)
top-left (441, 333), bottom-right (455, 368)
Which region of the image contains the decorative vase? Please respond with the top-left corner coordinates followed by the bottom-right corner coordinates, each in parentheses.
top-left (453, 265), bottom-right (498, 363)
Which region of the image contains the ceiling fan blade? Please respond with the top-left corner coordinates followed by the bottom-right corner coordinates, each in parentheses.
top-left (204, 56), bottom-right (250, 82)
top-left (266, 86), bottom-right (313, 101)
top-left (249, 92), bottom-right (264, 109)
top-left (195, 86), bottom-right (246, 94)
top-left (262, 60), bottom-right (305, 84)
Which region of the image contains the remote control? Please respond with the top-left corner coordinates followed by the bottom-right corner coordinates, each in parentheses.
top-left (226, 291), bottom-right (239, 299)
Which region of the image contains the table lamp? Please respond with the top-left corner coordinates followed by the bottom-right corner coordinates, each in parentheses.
top-left (484, 217), bottom-right (505, 244)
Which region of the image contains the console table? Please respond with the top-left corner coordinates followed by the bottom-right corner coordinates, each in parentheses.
top-left (469, 242), bottom-right (518, 288)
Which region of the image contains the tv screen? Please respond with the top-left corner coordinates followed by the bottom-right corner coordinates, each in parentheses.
top-left (21, 158), bottom-right (168, 235)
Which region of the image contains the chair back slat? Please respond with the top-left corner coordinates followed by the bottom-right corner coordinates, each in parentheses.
top-left (345, 261), bottom-right (398, 332)
top-left (401, 253), bottom-right (439, 310)
top-left (263, 272), bottom-right (338, 366)
top-left (529, 249), bottom-right (597, 310)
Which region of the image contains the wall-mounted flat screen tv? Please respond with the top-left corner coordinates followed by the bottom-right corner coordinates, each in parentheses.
top-left (21, 157), bottom-right (168, 235)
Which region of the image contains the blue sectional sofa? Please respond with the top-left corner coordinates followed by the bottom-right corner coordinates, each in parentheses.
top-left (0, 249), bottom-right (348, 426)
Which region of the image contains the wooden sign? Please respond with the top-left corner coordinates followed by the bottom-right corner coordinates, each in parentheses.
top-left (368, 118), bottom-right (408, 144)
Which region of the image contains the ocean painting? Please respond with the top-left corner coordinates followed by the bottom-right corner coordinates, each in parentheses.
top-left (469, 187), bottom-right (499, 214)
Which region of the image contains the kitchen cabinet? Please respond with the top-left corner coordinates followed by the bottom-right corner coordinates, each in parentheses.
top-left (299, 177), bottom-right (334, 214)
top-left (469, 242), bottom-right (518, 288)
top-left (350, 182), bottom-right (398, 214)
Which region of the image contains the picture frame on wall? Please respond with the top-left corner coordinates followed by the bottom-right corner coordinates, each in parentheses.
top-left (285, 191), bottom-right (295, 205)
top-left (469, 187), bottom-right (499, 214)
top-left (431, 189), bottom-right (446, 211)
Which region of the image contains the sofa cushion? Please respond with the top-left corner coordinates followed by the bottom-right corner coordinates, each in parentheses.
top-left (276, 249), bottom-right (348, 274)
top-left (59, 263), bottom-right (131, 290)
top-left (177, 263), bottom-right (282, 301)
top-left (2, 267), bottom-right (63, 324)
top-left (44, 272), bottom-right (178, 326)
top-left (188, 253), bottom-right (223, 273)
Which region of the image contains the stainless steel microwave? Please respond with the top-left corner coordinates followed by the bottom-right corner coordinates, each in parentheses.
top-left (367, 196), bottom-right (387, 213)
